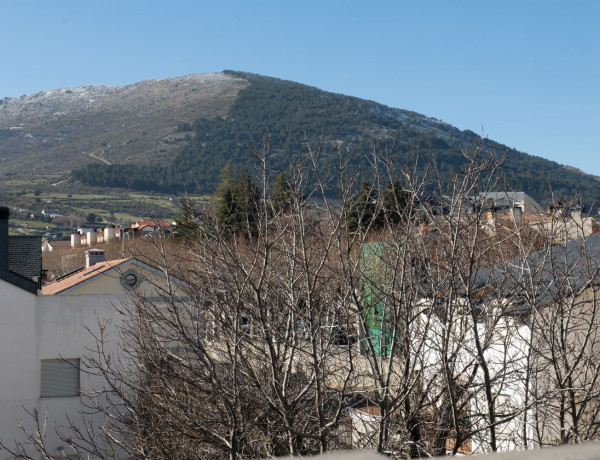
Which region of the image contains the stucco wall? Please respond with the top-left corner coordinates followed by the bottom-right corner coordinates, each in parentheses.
top-left (62, 260), bottom-right (185, 297)
top-left (0, 279), bottom-right (38, 456)
top-left (0, 282), bottom-right (126, 458)
top-left (0, 259), bottom-right (186, 458)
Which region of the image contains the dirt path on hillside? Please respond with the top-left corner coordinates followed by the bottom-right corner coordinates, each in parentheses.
top-left (88, 152), bottom-right (111, 165)
top-left (51, 177), bottom-right (70, 186)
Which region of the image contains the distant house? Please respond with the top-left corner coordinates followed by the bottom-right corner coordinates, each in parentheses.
top-left (71, 220), bottom-right (173, 248)
top-left (527, 201), bottom-right (599, 241)
top-left (41, 209), bottom-right (61, 218)
top-left (41, 239), bottom-right (54, 253)
top-left (478, 191), bottom-right (545, 217)
top-left (71, 226), bottom-right (118, 248)
top-left (471, 232), bottom-right (600, 448)
top-left (76, 225), bottom-right (97, 235)
top-left (130, 218), bottom-right (174, 235)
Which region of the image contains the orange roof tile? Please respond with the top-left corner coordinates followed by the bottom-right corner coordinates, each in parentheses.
top-left (132, 219), bottom-right (173, 229)
top-left (42, 258), bottom-right (131, 295)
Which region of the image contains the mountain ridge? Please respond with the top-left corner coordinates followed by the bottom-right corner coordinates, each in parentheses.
top-left (1, 71), bottom-right (598, 205)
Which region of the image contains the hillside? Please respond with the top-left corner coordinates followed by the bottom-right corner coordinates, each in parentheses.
top-left (0, 73), bottom-right (245, 175)
top-left (2, 71), bottom-right (599, 205)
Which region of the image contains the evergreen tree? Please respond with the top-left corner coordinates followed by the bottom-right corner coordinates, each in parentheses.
top-left (215, 162), bottom-right (236, 199)
top-left (347, 179), bottom-right (409, 233)
top-left (347, 181), bottom-right (381, 233)
top-left (174, 199), bottom-right (202, 241)
top-left (383, 179), bottom-right (410, 226)
top-left (214, 166), bottom-right (260, 237)
top-left (271, 173), bottom-right (293, 214)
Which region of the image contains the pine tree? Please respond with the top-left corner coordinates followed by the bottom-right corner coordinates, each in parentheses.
top-left (347, 181), bottom-right (380, 233)
top-left (174, 199), bottom-right (202, 241)
top-left (383, 179), bottom-right (409, 226)
top-left (214, 165), bottom-right (260, 237)
top-left (271, 173), bottom-right (292, 214)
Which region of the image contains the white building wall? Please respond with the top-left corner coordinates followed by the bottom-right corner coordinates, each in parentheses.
top-left (0, 280), bottom-right (38, 455)
top-left (105, 227), bottom-right (116, 242)
top-left (32, 294), bottom-right (125, 456)
top-left (86, 231), bottom-right (97, 246)
top-left (0, 281), bottom-right (127, 458)
top-left (415, 299), bottom-right (532, 454)
top-left (0, 260), bottom-right (185, 458)
top-left (70, 233), bottom-right (81, 248)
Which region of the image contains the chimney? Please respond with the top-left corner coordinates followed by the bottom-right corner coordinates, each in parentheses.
top-left (0, 207), bottom-right (8, 274)
top-left (87, 230), bottom-right (97, 246)
top-left (71, 233), bottom-right (81, 248)
top-left (104, 226), bottom-right (115, 242)
top-left (512, 206), bottom-right (523, 225)
top-left (85, 249), bottom-right (106, 268)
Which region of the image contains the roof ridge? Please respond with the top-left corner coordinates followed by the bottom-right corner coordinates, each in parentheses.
top-left (43, 257), bottom-right (134, 294)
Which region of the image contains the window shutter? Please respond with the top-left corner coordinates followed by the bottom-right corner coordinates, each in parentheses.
top-left (41, 359), bottom-right (80, 398)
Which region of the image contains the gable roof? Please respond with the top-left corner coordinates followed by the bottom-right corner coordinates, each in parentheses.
top-left (131, 219), bottom-right (173, 231)
top-left (479, 191), bottom-right (546, 215)
top-left (475, 232), bottom-right (600, 300)
top-left (42, 258), bottom-right (131, 295)
top-left (41, 257), bottom-right (188, 295)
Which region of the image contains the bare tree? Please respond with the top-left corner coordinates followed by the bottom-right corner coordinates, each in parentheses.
top-left (7, 138), bottom-right (600, 459)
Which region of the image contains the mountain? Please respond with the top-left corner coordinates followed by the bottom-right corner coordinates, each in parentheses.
top-left (0, 73), bottom-right (244, 176)
top-left (2, 71), bottom-right (599, 205)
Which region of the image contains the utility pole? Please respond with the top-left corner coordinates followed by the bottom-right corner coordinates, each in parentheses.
top-left (121, 218), bottom-right (125, 259)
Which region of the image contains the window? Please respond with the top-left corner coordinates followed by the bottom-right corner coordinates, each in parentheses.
top-left (120, 268), bottom-right (142, 290)
top-left (40, 358), bottom-right (80, 398)
top-left (125, 272), bottom-right (137, 286)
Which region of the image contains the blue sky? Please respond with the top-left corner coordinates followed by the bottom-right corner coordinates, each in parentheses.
top-left (1, 1), bottom-right (599, 175)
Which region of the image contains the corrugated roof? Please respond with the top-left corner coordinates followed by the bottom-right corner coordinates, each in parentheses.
top-left (42, 258), bottom-right (131, 295)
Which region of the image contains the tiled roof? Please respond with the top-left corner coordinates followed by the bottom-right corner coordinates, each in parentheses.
top-left (132, 219), bottom-right (173, 229)
top-left (8, 235), bottom-right (41, 281)
top-left (42, 258), bottom-right (131, 295)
